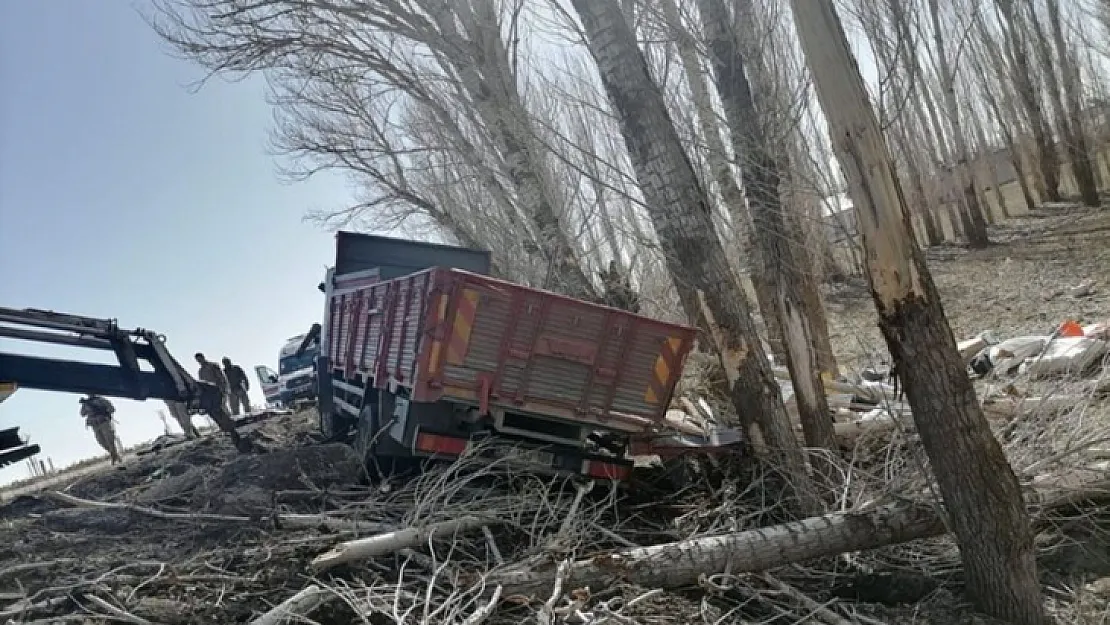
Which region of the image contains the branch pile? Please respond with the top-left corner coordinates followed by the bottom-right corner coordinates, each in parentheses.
top-left (3, 402), bottom-right (1110, 624)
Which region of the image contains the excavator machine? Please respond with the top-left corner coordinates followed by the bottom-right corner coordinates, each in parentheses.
top-left (0, 307), bottom-right (251, 456)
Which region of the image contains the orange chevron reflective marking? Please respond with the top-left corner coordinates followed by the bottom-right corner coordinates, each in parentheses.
top-left (445, 289), bottom-right (480, 366)
top-left (644, 336), bottom-right (683, 405)
top-left (427, 293), bottom-right (450, 374)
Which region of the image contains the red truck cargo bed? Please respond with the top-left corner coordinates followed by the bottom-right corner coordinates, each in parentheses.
top-left (326, 267), bottom-right (697, 433)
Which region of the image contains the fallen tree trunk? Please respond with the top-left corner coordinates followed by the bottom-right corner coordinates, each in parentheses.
top-left (487, 502), bottom-right (947, 595)
top-left (488, 477), bottom-right (1110, 596)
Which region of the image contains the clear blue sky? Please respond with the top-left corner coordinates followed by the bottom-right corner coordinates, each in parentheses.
top-left (0, 1), bottom-right (357, 483)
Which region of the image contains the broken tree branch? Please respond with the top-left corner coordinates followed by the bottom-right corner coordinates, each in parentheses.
top-left (44, 491), bottom-right (385, 534)
top-left (248, 584), bottom-right (330, 625)
top-left (312, 516), bottom-right (495, 572)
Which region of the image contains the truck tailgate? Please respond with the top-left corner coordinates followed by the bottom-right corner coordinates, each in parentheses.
top-left (414, 269), bottom-right (696, 432)
top-left (327, 268), bottom-right (431, 386)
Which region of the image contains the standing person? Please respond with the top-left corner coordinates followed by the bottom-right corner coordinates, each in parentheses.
top-left (79, 395), bottom-right (123, 465)
top-left (195, 353), bottom-right (229, 411)
top-left (164, 400), bottom-right (200, 439)
top-left (222, 357), bottom-right (252, 416)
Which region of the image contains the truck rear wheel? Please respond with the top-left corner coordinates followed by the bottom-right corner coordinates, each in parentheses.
top-left (353, 397), bottom-right (381, 466)
top-left (319, 409), bottom-right (351, 441)
top-left (353, 392), bottom-right (421, 481)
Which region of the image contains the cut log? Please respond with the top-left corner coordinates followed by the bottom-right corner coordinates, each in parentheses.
top-left (312, 516), bottom-right (494, 572)
top-left (487, 476), bottom-right (1110, 596)
top-left (486, 502), bottom-right (947, 595)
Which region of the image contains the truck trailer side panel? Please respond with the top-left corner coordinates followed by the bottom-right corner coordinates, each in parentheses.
top-left (326, 267), bottom-right (696, 433)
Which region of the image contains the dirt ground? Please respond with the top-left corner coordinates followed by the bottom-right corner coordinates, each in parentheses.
top-left (2, 202), bottom-right (1110, 623)
top-left (825, 202), bottom-right (1110, 367)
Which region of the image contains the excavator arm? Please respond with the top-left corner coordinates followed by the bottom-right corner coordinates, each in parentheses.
top-left (0, 307), bottom-right (247, 460)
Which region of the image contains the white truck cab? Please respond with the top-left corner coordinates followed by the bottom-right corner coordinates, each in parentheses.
top-left (277, 334), bottom-right (318, 408)
top-left (254, 334), bottom-right (319, 409)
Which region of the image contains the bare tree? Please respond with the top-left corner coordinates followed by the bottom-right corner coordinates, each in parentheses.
top-left (696, 0), bottom-right (837, 458)
top-left (967, 8), bottom-right (1040, 210)
top-left (851, 0), bottom-right (946, 245)
top-left (148, 0), bottom-right (600, 298)
top-left (995, 0), bottom-right (1062, 201)
top-left (789, 1), bottom-right (1044, 622)
top-left (926, 0), bottom-right (990, 247)
top-left (568, 0), bottom-right (815, 507)
top-left (1045, 0), bottom-right (1102, 206)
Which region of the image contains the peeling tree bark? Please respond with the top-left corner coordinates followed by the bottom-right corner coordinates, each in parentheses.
top-left (788, 2), bottom-right (1044, 624)
top-left (571, 0), bottom-right (813, 507)
top-left (696, 0), bottom-right (838, 461)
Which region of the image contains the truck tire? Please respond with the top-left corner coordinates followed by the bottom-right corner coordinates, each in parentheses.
top-left (352, 401), bottom-right (378, 467)
top-left (354, 392), bottom-right (419, 481)
top-left (319, 409), bottom-right (350, 441)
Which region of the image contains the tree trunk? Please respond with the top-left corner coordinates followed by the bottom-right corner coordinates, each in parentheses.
top-left (427, 1), bottom-right (599, 299)
top-left (487, 476), bottom-right (1110, 597)
top-left (696, 0), bottom-right (837, 461)
top-left (965, 94), bottom-right (1010, 220)
top-left (656, 0), bottom-right (784, 360)
top-left (782, 148), bottom-right (840, 375)
top-left (898, 21), bottom-right (956, 242)
top-left (867, 16), bottom-right (943, 246)
top-left (789, 2), bottom-right (1045, 624)
top-left (1024, 0), bottom-right (1073, 183)
top-left (927, 0), bottom-right (990, 247)
top-left (571, 0), bottom-right (813, 505)
top-left (657, 0), bottom-right (751, 266)
top-left (901, 140), bottom-right (944, 246)
top-left (948, 202), bottom-right (966, 241)
top-left (489, 502), bottom-right (947, 595)
top-left (995, 0), bottom-right (1061, 202)
top-left (1046, 0), bottom-right (1101, 207)
top-left (968, 12), bottom-right (1039, 210)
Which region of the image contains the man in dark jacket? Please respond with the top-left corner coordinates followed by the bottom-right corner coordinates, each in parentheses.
top-left (79, 394), bottom-right (123, 465)
top-left (195, 352), bottom-right (229, 411)
top-left (222, 357), bottom-right (251, 416)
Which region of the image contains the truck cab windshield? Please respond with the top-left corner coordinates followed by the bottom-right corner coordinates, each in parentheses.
top-left (279, 352), bottom-right (315, 375)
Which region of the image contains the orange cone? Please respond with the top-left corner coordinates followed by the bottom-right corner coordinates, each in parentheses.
top-left (1058, 319), bottom-right (1084, 337)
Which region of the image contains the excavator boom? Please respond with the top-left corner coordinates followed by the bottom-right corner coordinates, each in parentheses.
top-left (0, 307), bottom-right (196, 402)
top-left (0, 306), bottom-right (248, 457)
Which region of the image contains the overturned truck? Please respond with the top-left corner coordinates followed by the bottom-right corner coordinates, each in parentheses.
top-left (303, 232), bottom-right (704, 480)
